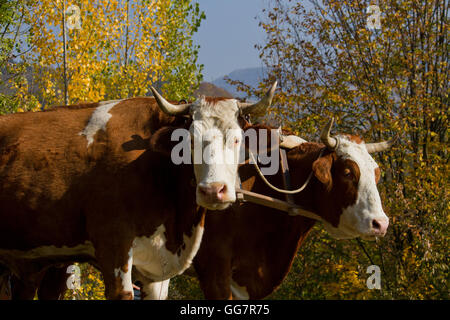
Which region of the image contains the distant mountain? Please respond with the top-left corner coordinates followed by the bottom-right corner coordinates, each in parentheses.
top-left (194, 82), bottom-right (233, 98)
top-left (211, 67), bottom-right (267, 98)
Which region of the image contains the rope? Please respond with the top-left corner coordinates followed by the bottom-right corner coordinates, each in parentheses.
top-left (248, 148), bottom-right (325, 195)
top-left (356, 238), bottom-right (375, 266)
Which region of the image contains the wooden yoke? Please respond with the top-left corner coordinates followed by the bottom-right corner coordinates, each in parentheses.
top-left (235, 188), bottom-right (321, 221)
top-left (235, 139), bottom-right (322, 222)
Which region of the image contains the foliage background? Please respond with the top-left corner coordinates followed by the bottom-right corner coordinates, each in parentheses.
top-left (225, 0), bottom-right (448, 299)
top-left (150, 0), bottom-right (449, 300)
top-left (0, 0), bottom-right (204, 114)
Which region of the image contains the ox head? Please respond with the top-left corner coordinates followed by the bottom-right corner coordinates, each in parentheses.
top-left (315, 119), bottom-right (395, 240)
top-left (285, 119), bottom-right (395, 240)
top-left (150, 83), bottom-right (277, 210)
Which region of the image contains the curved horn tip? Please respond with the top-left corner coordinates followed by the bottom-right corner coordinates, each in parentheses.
top-left (320, 117), bottom-right (338, 150)
top-left (320, 117), bottom-right (334, 138)
top-left (239, 81), bottom-right (278, 116)
top-left (150, 86), bottom-right (165, 105)
top-left (268, 81), bottom-right (277, 95)
top-left (265, 81), bottom-right (278, 104)
top-left (365, 135), bottom-right (398, 153)
top-left (150, 86), bottom-right (161, 97)
top-left (150, 86), bottom-right (191, 116)
top-left (328, 117), bottom-right (335, 128)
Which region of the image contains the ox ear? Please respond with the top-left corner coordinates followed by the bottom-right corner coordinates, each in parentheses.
top-left (149, 126), bottom-right (179, 157)
top-left (312, 154), bottom-right (333, 191)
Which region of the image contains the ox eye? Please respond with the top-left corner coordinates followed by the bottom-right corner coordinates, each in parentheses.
top-left (343, 168), bottom-right (352, 177)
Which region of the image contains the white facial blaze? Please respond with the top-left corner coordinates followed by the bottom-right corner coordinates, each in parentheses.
top-left (189, 98), bottom-right (243, 210)
top-left (324, 136), bottom-right (389, 239)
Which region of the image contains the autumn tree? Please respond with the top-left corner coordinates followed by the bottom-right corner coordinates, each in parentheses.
top-left (0, 0), bottom-right (40, 114)
top-left (155, 0), bottom-right (205, 101)
top-left (229, 0), bottom-right (448, 299)
top-left (25, 0), bottom-right (204, 107)
top-left (11, 0), bottom-right (205, 299)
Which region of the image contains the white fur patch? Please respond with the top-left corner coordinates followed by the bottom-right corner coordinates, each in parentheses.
top-left (113, 248), bottom-right (134, 298)
top-left (230, 279), bottom-right (249, 300)
top-left (79, 100), bottom-right (122, 146)
top-left (190, 98), bottom-right (243, 209)
top-left (132, 223), bottom-right (204, 281)
top-left (141, 279), bottom-right (170, 300)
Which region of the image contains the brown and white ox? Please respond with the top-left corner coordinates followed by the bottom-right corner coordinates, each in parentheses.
top-left (190, 119), bottom-right (393, 299)
top-left (4, 117), bottom-right (394, 300)
top-left (0, 83), bottom-right (277, 300)
top-left (132, 118), bottom-right (393, 299)
top-left (148, 119), bottom-right (394, 299)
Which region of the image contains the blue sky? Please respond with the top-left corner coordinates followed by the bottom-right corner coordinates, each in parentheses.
top-left (194, 0), bottom-right (267, 82)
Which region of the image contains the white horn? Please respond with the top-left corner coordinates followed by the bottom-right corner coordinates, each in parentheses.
top-left (280, 135), bottom-right (307, 149)
top-left (365, 136), bottom-right (398, 153)
top-left (320, 117), bottom-right (339, 150)
top-left (238, 81), bottom-right (277, 117)
top-left (150, 86), bottom-right (192, 116)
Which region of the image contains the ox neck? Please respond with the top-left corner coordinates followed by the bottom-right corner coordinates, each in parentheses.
top-left (229, 148), bottom-right (322, 297)
top-left (283, 145), bottom-right (324, 213)
top-left (239, 146), bottom-right (322, 216)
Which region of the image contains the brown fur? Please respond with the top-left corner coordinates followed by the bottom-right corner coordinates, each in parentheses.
top-left (343, 134), bottom-right (364, 144)
top-left (0, 97), bottom-right (203, 299)
top-left (0, 269), bottom-right (11, 300)
top-left (375, 167), bottom-right (381, 183)
top-left (7, 125), bottom-right (382, 300)
top-left (194, 133), bottom-right (378, 299)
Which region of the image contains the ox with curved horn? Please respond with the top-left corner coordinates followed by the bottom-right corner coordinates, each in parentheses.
top-left (238, 81), bottom-right (277, 117)
top-left (150, 86), bottom-right (193, 116)
top-left (320, 117), bottom-right (397, 153)
top-left (150, 83), bottom-right (280, 211)
top-left (320, 117), bottom-right (340, 150)
top-left (365, 136), bottom-right (398, 153)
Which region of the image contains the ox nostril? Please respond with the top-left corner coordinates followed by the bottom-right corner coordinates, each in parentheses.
top-left (217, 184), bottom-right (226, 194)
top-left (198, 183), bottom-right (227, 201)
top-left (372, 220), bottom-right (381, 230)
top-left (210, 183), bottom-right (226, 200)
top-left (372, 219), bottom-right (388, 235)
